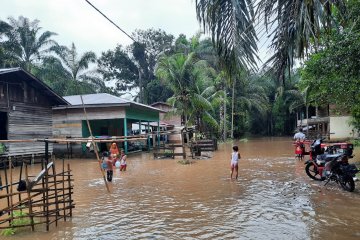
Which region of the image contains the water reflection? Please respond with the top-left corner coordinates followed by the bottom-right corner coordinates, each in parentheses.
top-left (2, 138), bottom-right (360, 240)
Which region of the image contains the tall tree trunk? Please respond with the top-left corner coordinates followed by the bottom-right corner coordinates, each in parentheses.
top-left (219, 103), bottom-right (224, 138)
top-left (138, 69), bottom-right (143, 103)
top-left (223, 92), bottom-right (227, 141)
top-left (306, 105), bottom-right (309, 136)
top-left (231, 78), bottom-right (235, 139)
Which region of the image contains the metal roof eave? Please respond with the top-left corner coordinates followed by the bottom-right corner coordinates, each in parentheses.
top-left (53, 103), bottom-right (131, 110)
top-left (129, 102), bottom-right (166, 113)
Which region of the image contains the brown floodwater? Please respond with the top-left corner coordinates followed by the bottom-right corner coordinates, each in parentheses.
top-left (1, 138), bottom-right (360, 240)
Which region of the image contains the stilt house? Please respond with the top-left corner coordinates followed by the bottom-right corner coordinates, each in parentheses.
top-left (0, 68), bottom-right (68, 158)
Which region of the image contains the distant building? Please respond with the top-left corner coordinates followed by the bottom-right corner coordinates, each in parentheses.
top-left (53, 93), bottom-right (164, 155)
top-left (150, 102), bottom-right (182, 143)
top-left (296, 104), bottom-right (359, 141)
top-left (0, 68), bottom-right (68, 158)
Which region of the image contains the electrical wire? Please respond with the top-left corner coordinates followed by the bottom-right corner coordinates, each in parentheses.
top-left (85, 0), bottom-right (136, 43)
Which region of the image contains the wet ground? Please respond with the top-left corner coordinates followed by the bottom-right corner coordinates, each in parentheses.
top-left (1, 138), bottom-right (360, 240)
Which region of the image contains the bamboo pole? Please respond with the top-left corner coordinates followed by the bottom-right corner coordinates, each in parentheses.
top-left (18, 162), bottom-right (24, 212)
top-left (25, 164), bottom-right (35, 231)
top-left (9, 158), bottom-right (13, 225)
top-left (67, 164), bottom-right (73, 217)
top-left (3, 161), bottom-right (10, 215)
top-left (80, 95), bottom-right (110, 193)
top-left (51, 157), bottom-right (59, 227)
top-left (62, 157), bottom-right (66, 221)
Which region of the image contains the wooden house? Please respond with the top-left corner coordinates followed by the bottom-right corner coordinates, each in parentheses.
top-left (0, 68), bottom-right (68, 158)
top-left (52, 93), bottom-right (164, 155)
top-left (296, 104), bottom-right (359, 141)
top-left (150, 102), bottom-right (182, 143)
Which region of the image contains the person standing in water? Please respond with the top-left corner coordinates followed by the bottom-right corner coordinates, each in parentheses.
top-left (119, 149), bottom-right (127, 171)
top-left (293, 128), bottom-right (306, 160)
top-left (230, 146), bottom-right (241, 180)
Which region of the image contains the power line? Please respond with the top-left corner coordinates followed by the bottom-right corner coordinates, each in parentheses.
top-left (85, 0), bottom-right (136, 43)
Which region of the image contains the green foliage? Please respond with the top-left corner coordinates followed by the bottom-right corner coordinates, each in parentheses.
top-left (195, 0), bottom-right (258, 73)
top-left (1, 210), bottom-right (32, 236)
top-left (351, 139), bottom-right (360, 147)
top-left (272, 97), bottom-right (286, 134)
top-left (259, 0), bottom-right (347, 86)
top-left (1, 16), bottom-right (58, 72)
top-left (98, 29), bottom-right (174, 103)
top-left (300, 31), bottom-right (360, 131)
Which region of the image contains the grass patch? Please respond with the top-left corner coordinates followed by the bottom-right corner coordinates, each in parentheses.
top-left (177, 159), bottom-right (194, 165)
top-left (351, 139), bottom-right (360, 147)
top-left (0, 210), bottom-right (33, 236)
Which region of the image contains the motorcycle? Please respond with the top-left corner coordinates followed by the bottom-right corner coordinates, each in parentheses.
top-left (304, 139), bottom-right (358, 192)
top-left (322, 155), bottom-right (359, 192)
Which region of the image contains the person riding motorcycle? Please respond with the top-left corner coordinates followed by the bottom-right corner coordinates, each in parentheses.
top-left (294, 128), bottom-right (306, 160)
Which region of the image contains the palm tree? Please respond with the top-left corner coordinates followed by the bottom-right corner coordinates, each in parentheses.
top-left (0, 19), bottom-right (13, 67)
top-left (259, 0), bottom-right (347, 86)
top-left (50, 43), bottom-right (98, 95)
top-left (3, 16), bottom-right (58, 72)
top-left (195, 0), bottom-right (258, 74)
top-left (156, 52), bottom-right (197, 128)
top-left (236, 74), bottom-right (269, 132)
top-left (156, 52), bottom-right (223, 141)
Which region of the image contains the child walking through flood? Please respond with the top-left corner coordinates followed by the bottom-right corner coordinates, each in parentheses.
top-left (230, 145), bottom-right (241, 180)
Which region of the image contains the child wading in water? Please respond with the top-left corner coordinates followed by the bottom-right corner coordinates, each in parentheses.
top-left (230, 146), bottom-right (241, 180)
top-left (119, 149), bottom-right (127, 171)
top-left (102, 151), bottom-right (113, 182)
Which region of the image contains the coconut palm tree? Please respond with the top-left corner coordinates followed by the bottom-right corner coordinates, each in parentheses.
top-left (156, 52), bottom-right (223, 140)
top-left (3, 16), bottom-right (58, 72)
top-left (259, 0), bottom-right (347, 86)
top-left (156, 52), bottom-right (197, 128)
top-left (195, 0), bottom-right (258, 73)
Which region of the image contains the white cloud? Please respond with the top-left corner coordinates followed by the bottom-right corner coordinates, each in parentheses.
top-left (0, 0), bottom-right (200, 55)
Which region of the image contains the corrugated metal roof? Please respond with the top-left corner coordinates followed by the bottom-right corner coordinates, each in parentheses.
top-left (62, 93), bottom-right (165, 112)
top-left (64, 93), bottom-right (128, 105)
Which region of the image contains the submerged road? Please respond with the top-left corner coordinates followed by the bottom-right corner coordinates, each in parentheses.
top-left (3, 138), bottom-right (360, 240)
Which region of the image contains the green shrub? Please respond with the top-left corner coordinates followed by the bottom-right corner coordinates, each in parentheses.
top-left (0, 210), bottom-right (32, 236)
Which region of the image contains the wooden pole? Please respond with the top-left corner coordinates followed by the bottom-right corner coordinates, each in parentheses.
top-left (3, 159), bottom-right (10, 216)
top-left (25, 164), bottom-right (35, 231)
top-left (18, 162), bottom-right (23, 206)
top-left (62, 157), bottom-right (66, 221)
top-left (9, 158), bottom-right (13, 225)
top-left (51, 157), bottom-right (59, 227)
top-left (67, 164), bottom-right (73, 217)
top-left (80, 95), bottom-right (110, 193)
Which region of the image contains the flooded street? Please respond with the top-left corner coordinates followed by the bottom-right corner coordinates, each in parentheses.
top-left (3, 138), bottom-right (360, 240)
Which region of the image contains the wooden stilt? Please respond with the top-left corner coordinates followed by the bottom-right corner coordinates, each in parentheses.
top-left (25, 164), bottom-right (35, 231)
top-left (9, 158), bottom-right (13, 225)
top-left (62, 157), bottom-right (66, 221)
top-left (67, 164), bottom-right (72, 217)
top-left (51, 157), bottom-right (59, 227)
top-left (80, 95), bottom-right (110, 193)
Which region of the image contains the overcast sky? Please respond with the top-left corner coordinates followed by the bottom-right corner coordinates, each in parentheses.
top-left (0, 0), bottom-right (201, 56)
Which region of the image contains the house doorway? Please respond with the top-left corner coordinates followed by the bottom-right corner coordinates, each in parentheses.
top-left (0, 112), bottom-right (7, 140)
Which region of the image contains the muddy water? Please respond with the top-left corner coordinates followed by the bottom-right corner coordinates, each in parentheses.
top-left (2, 138), bottom-right (360, 240)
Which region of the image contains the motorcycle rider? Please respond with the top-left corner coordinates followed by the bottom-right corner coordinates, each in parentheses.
top-left (294, 128), bottom-right (306, 141)
top-left (294, 128), bottom-right (306, 160)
